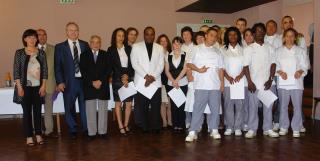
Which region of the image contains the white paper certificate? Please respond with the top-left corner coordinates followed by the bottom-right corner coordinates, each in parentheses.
top-left (118, 82), bottom-right (137, 102)
top-left (135, 79), bottom-right (158, 99)
top-left (168, 88), bottom-right (186, 107)
top-left (278, 76), bottom-right (296, 86)
top-left (257, 90), bottom-right (278, 108)
top-left (230, 79), bottom-right (245, 99)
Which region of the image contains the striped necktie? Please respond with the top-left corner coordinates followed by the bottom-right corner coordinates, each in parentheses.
top-left (73, 41), bottom-right (80, 73)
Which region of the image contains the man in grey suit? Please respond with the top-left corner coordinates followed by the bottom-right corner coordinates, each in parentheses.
top-left (37, 29), bottom-right (58, 138)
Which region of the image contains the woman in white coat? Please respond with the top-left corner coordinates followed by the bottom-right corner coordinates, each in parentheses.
top-left (275, 28), bottom-right (309, 138)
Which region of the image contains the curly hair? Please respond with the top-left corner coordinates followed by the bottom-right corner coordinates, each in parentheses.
top-left (223, 26), bottom-right (242, 49)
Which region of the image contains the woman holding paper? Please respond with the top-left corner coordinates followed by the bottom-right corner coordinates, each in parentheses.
top-left (275, 28), bottom-right (309, 138)
top-left (221, 27), bottom-right (245, 136)
top-left (165, 37), bottom-right (188, 132)
top-left (156, 34), bottom-right (173, 129)
top-left (108, 28), bottom-right (134, 136)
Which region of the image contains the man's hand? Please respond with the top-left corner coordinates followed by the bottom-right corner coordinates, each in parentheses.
top-left (226, 75), bottom-right (235, 84)
top-left (248, 81), bottom-right (257, 93)
top-left (234, 74), bottom-right (243, 83)
top-left (92, 80), bottom-right (102, 89)
top-left (57, 83), bottom-right (65, 92)
top-left (144, 75), bottom-right (155, 87)
top-left (17, 86), bottom-right (24, 97)
top-left (264, 79), bottom-right (273, 90)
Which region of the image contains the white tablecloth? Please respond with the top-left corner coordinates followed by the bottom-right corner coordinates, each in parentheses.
top-left (0, 85), bottom-right (115, 115)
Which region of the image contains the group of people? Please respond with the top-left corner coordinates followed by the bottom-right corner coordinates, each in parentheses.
top-left (13, 15), bottom-right (310, 146)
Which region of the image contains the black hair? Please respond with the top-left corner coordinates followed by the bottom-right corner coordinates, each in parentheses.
top-left (22, 29), bottom-right (39, 47)
top-left (172, 36), bottom-right (183, 44)
top-left (224, 26), bottom-right (242, 49)
top-left (144, 26), bottom-right (155, 34)
top-left (180, 26), bottom-right (194, 43)
top-left (236, 18), bottom-right (247, 26)
top-left (111, 27), bottom-right (127, 47)
top-left (251, 23), bottom-right (266, 34)
top-left (156, 34), bottom-right (172, 53)
top-left (127, 27), bottom-right (139, 36)
top-left (243, 28), bottom-right (253, 39)
top-left (193, 31), bottom-right (205, 45)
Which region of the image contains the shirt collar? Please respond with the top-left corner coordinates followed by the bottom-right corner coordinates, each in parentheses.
top-left (92, 49), bottom-right (99, 55)
top-left (38, 44), bottom-right (47, 50)
top-left (68, 39), bottom-right (79, 45)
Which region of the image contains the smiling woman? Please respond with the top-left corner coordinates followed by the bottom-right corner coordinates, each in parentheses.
top-left (13, 29), bottom-right (48, 146)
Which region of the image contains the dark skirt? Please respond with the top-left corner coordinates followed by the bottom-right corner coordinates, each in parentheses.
top-left (112, 81), bottom-right (134, 102)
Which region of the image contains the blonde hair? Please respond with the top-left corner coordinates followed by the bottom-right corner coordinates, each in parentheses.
top-left (90, 35), bottom-right (101, 42)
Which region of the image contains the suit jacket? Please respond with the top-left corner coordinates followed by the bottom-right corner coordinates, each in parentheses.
top-left (43, 44), bottom-right (56, 94)
top-left (107, 45), bottom-right (134, 84)
top-left (130, 41), bottom-right (164, 88)
top-left (80, 49), bottom-right (111, 100)
top-left (54, 39), bottom-right (90, 93)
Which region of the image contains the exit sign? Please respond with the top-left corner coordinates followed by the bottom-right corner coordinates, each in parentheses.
top-left (59, 0), bottom-right (76, 4)
top-left (203, 19), bottom-right (213, 24)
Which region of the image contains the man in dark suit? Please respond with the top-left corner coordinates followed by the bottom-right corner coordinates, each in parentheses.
top-left (54, 22), bottom-right (89, 138)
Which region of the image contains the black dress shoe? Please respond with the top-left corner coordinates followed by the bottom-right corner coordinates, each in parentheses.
top-left (98, 134), bottom-right (108, 139)
top-left (87, 135), bottom-right (96, 141)
top-left (70, 132), bottom-right (77, 139)
top-left (45, 132), bottom-right (59, 138)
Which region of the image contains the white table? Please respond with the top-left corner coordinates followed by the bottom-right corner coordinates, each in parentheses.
top-left (0, 85), bottom-right (116, 133)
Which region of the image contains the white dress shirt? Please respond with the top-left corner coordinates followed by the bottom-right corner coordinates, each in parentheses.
top-left (275, 45), bottom-right (309, 90)
top-left (182, 42), bottom-right (195, 63)
top-left (117, 46), bottom-right (128, 68)
top-left (68, 39), bottom-right (82, 77)
top-left (243, 42), bottom-right (276, 90)
top-left (190, 43), bottom-right (224, 90)
top-left (264, 34), bottom-right (283, 49)
top-left (165, 52), bottom-right (188, 86)
top-left (221, 44), bottom-right (247, 87)
top-left (38, 44), bottom-right (47, 51)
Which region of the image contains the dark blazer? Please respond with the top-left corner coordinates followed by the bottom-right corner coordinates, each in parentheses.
top-left (54, 40), bottom-right (89, 93)
top-left (80, 49), bottom-right (111, 100)
top-left (13, 49), bottom-right (48, 104)
top-left (107, 45), bottom-right (134, 83)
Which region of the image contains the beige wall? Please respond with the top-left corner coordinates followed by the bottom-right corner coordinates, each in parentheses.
top-left (0, 0), bottom-right (314, 87)
top-left (0, 0), bottom-right (233, 86)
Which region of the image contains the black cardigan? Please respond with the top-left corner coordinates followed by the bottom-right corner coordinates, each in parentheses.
top-left (107, 45), bottom-right (134, 84)
top-left (13, 49), bottom-right (48, 104)
top-left (80, 49), bottom-right (112, 100)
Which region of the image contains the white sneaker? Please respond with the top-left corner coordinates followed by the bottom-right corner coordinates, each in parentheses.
top-left (293, 131), bottom-right (300, 138)
top-left (185, 131), bottom-right (197, 142)
top-left (186, 123), bottom-right (191, 129)
top-left (263, 131), bottom-right (269, 136)
top-left (245, 130), bottom-right (256, 139)
top-left (265, 130), bottom-right (279, 138)
top-left (300, 126), bottom-right (306, 133)
top-left (279, 128), bottom-right (288, 136)
top-left (235, 130), bottom-right (242, 136)
top-left (243, 124), bottom-right (248, 132)
top-left (210, 129), bottom-right (221, 139)
top-left (273, 123), bottom-right (280, 131)
top-left (224, 129), bottom-right (233, 136)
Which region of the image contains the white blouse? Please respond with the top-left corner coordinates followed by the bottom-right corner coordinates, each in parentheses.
top-left (275, 45), bottom-right (309, 90)
top-left (165, 52), bottom-right (188, 86)
top-left (221, 44), bottom-right (247, 87)
top-left (117, 46), bottom-right (128, 68)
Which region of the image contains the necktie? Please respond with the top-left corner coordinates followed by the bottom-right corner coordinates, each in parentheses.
top-left (73, 42), bottom-right (80, 73)
top-left (94, 51), bottom-right (98, 63)
top-left (41, 45), bottom-right (44, 51)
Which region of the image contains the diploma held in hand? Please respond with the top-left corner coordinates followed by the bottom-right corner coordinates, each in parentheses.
top-left (257, 90), bottom-right (278, 108)
top-left (168, 88), bottom-right (186, 107)
top-left (135, 79), bottom-right (158, 99)
top-left (118, 82), bottom-right (137, 102)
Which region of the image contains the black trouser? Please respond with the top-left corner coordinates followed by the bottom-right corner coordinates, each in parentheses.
top-left (134, 88), bottom-right (161, 131)
top-left (22, 86), bottom-right (42, 137)
top-left (167, 85), bottom-right (188, 128)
